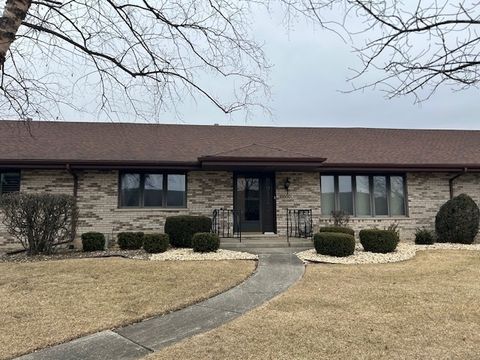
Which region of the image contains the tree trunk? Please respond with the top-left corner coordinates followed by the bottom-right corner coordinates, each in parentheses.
top-left (0, 0), bottom-right (32, 67)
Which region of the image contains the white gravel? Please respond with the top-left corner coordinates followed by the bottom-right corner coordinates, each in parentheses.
top-left (415, 243), bottom-right (480, 251)
top-left (149, 248), bottom-right (258, 261)
top-left (296, 243), bottom-right (416, 264)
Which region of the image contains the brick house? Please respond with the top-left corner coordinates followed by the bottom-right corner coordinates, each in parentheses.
top-left (0, 120), bottom-right (479, 249)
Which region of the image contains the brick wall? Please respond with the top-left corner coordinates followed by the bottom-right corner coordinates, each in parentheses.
top-left (0, 170), bottom-right (74, 250)
top-left (0, 169), bottom-right (233, 249)
top-left (317, 172), bottom-right (477, 241)
top-left (0, 169), bottom-right (479, 249)
top-left (275, 172), bottom-right (321, 235)
top-left (76, 170), bottom-right (233, 247)
top-left (275, 171), bottom-right (479, 242)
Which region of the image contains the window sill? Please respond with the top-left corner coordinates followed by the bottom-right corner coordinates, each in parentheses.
top-left (320, 216), bottom-right (410, 220)
top-left (116, 207), bottom-right (188, 212)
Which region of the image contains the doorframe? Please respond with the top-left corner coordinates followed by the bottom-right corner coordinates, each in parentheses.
top-left (233, 171), bottom-right (277, 234)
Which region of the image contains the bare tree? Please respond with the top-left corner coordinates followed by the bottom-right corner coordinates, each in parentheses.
top-left (0, 0), bottom-right (269, 120)
top-left (1, 0), bottom-right (479, 119)
top-left (285, 0), bottom-right (480, 101)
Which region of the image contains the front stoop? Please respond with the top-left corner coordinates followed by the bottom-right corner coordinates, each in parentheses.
top-left (220, 235), bottom-right (313, 249)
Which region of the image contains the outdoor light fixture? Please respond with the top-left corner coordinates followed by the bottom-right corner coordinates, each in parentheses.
top-left (284, 177), bottom-right (291, 193)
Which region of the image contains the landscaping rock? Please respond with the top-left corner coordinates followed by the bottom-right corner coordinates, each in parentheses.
top-left (296, 243), bottom-right (415, 264)
top-left (150, 249), bottom-right (258, 261)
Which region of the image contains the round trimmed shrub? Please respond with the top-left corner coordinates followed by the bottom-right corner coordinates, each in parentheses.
top-left (143, 233), bottom-right (169, 254)
top-left (192, 232), bottom-right (220, 253)
top-left (117, 232), bottom-right (144, 250)
top-left (415, 228), bottom-right (435, 245)
top-left (435, 193), bottom-right (480, 244)
top-left (313, 232), bottom-right (355, 257)
top-left (165, 215), bottom-right (212, 248)
top-left (319, 226), bottom-right (354, 236)
top-left (359, 229), bottom-right (399, 253)
top-left (81, 232), bottom-right (105, 252)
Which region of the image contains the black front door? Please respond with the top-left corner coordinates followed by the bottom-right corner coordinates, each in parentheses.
top-left (234, 173), bottom-right (276, 233)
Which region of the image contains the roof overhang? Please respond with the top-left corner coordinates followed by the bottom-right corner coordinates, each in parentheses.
top-left (0, 159), bottom-right (201, 170)
top-left (1, 159), bottom-right (480, 172)
top-left (318, 163), bottom-right (480, 172)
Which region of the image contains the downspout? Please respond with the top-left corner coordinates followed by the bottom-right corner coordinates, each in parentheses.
top-left (66, 164), bottom-right (78, 199)
top-left (449, 168), bottom-right (467, 199)
top-left (66, 164), bottom-right (79, 244)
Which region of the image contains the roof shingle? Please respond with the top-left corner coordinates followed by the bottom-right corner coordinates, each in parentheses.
top-left (0, 120), bottom-right (479, 169)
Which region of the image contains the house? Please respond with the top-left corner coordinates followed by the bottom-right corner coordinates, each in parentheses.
top-left (0, 120), bottom-right (479, 249)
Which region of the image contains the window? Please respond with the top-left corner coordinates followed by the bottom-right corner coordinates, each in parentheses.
top-left (355, 175), bottom-right (371, 216)
top-left (0, 172), bottom-right (20, 195)
top-left (338, 176), bottom-right (353, 215)
top-left (119, 173), bottom-right (186, 208)
top-left (373, 176), bottom-right (388, 216)
top-left (237, 177), bottom-right (260, 221)
top-left (320, 174), bottom-right (407, 217)
top-left (390, 176), bottom-right (406, 215)
top-left (167, 174), bottom-right (186, 207)
top-left (320, 176), bottom-right (335, 216)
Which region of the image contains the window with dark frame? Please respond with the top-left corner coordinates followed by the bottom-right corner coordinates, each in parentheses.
top-left (119, 172), bottom-right (186, 208)
top-left (320, 174), bottom-right (407, 217)
top-left (0, 171), bottom-right (20, 195)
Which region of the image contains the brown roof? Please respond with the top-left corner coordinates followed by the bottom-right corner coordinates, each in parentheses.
top-left (0, 120), bottom-right (479, 170)
top-left (198, 143), bottom-right (326, 162)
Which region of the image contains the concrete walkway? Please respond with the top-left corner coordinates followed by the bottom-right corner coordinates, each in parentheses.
top-left (17, 249), bottom-right (304, 360)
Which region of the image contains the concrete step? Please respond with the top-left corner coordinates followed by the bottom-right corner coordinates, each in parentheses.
top-left (220, 236), bottom-right (313, 249)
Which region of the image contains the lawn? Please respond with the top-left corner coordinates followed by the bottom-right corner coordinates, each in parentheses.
top-left (0, 258), bottom-right (255, 359)
top-left (149, 250), bottom-right (480, 360)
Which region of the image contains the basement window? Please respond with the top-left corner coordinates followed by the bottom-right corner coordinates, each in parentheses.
top-left (320, 174), bottom-right (406, 217)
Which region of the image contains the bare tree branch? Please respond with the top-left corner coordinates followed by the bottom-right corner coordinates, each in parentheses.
top-left (287, 0), bottom-right (480, 101)
top-left (0, 0), bottom-right (270, 120)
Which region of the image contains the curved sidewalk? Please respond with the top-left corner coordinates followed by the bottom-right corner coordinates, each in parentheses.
top-left (18, 250), bottom-right (304, 360)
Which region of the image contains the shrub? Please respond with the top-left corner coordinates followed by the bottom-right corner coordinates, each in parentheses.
top-left (415, 228), bottom-right (435, 245)
top-left (164, 215), bottom-right (212, 248)
top-left (314, 232), bottom-right (355, 257)
top-left (359, 229), bottom-right (399, 253)
top-left (386, 223), bottom-right (400, 242)
top-left (435, 194), bottom-right (480, 244)
top-left (143, 233), bottom-right (169, 253)
top-left (330, 210), bottom-right (350, 227)
top-left (117, 232), bottom-right (144, 250)
top-left (192, 232), bottom-right (220, 253)
top-left (81, 232), bottom-right (105, 252)
top-left (319, 226), bottom-right (354, 236)
top-left (0, 193), bottom-right (78, 255)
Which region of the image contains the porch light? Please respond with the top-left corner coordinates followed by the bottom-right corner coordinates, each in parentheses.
top-left (284, 177), bottom-right (291, 193)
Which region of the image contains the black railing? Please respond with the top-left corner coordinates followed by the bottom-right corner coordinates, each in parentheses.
top-left (212, 208), bottom-right (242, 241)
top-left (286, 208), bottom-right (313, 245)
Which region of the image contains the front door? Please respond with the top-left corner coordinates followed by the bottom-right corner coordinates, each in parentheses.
top-left (234, 173), bottom-right (276, 233)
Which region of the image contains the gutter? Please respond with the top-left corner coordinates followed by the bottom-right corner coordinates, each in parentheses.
top-left (449, 168), bottom-right (468, 199)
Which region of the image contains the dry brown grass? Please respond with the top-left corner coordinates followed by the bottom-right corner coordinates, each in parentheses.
top-left (0, 258), bottom-right (255, 359)
top-left (149, 250), bottom-right (480, 360)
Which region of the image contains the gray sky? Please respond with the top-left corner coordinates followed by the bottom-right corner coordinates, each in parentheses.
top-left (62, 4), bottom-right (480, 130)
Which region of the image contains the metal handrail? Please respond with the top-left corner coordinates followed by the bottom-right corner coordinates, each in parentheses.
top-left (286, 208), bottom-right (313, 246)
top-left (212, 208), bottom-right (242, 242)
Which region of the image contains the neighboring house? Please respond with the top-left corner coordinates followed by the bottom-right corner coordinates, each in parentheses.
top-left (0, 120), bottom-right (479, 249)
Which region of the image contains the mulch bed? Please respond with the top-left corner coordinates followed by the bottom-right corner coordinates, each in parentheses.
top-left (0, 249), bottom-right (149, 263)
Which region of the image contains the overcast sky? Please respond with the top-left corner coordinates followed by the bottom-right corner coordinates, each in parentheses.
top-left (61, 4), bottom-right (480, 130)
